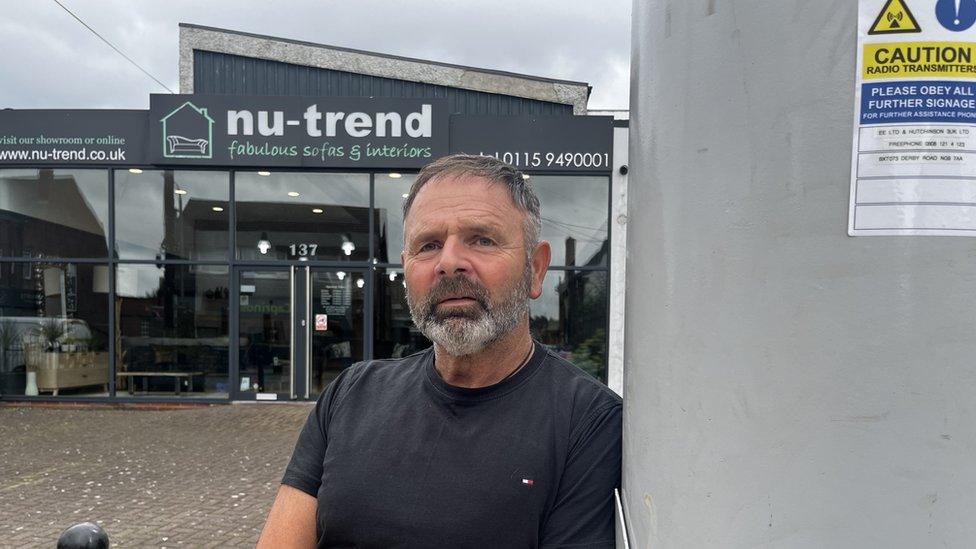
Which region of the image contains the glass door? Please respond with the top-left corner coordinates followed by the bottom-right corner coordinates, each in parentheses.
top-left (236, 266), bottom-right (365, 401)
top-left (237, 267), bottom-right (298, 400)
top-left (307, 268), bottom-right (366, 398)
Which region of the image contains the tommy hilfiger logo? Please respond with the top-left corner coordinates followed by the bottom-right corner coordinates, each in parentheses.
top-left (521, 479), bottom-right (535, 486)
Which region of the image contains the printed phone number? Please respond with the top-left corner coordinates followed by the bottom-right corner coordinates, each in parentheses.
top-left (480, 151), bottom-right (610, 169)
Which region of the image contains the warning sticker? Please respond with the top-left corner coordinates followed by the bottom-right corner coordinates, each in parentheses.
top-left (315, 314), bottom-right (329, 331)
top-left (850, 0), bottom-right (976, 236)
top-left (869, 0), bottom-right (922, 34)
top-left (862, 42), bottom-right (976, 78)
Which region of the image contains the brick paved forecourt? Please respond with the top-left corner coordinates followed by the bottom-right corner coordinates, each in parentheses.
top-left (0, 403), bottom-right (312, 547)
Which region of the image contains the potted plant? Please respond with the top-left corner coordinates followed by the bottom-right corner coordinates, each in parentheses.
top-left (37, 318), bottom-right (66, 352)
top-left (62, 338), bottom-right (77, 353)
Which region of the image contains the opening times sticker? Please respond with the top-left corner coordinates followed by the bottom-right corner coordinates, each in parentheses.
top-left (850, 0), bottom-right (976, 236)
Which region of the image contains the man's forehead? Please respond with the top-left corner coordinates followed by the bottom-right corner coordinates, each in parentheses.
top-left (410, 174), bottom-right (517, 213)
top-left (420, 172), bottom-right (504, 195)
top-left (404, 174), bottom-right (523, 236)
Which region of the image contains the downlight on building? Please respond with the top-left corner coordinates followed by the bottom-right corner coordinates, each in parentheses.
top-left (0, 24), bottom-right (628, 403)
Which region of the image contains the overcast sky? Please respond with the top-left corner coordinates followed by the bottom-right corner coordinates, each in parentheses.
top-left (1, 1), bottom-right (631, 111)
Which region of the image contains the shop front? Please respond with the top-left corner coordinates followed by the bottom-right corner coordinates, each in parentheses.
top-left (0, 93), bottom-right (614, 402)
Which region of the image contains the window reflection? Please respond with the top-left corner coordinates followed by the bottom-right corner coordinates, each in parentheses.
top-left (116, 264), bottom-right (229, 397)
top-left (532, 176), bottom-right (609, 267)
top-left (309, 269), bottom-right (365, 396)
top-left (0, 169), bottom-right (109, 259)
top-left (115, 170), bottom-right (229, 260)
top-left (374, 173), bottom-right (417, 263)
top-left (235, 172), bottom-right (370, 261)
top-left (238, 269), bottom-right (291, 394)
top-left (530, 270), bottom-right (608, 381)
top-left (0, 262), bottom-right (110, 396)
top-left (373, 268), bottom-right (430, 359)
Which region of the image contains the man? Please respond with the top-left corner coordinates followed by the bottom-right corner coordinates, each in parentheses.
top-left (258, 154), bottom-right (622, 548)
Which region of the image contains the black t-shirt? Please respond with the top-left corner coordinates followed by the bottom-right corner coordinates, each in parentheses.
top-left (282, 341), bottom-right (622, 548)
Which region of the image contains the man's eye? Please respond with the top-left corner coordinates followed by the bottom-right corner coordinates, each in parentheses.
top-left (475, 237), bottom-right (495, 246)
top-left (418, 242), bottom-right (438, 253)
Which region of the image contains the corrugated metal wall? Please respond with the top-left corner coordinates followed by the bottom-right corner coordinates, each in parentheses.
top-left (193, 50), bottom-right (574, 116)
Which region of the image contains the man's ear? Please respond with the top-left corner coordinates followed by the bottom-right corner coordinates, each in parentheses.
top-left (528, 240), bottom-right (551, 299)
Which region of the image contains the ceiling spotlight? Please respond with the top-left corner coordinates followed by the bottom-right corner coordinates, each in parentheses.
top-left (257, 232), bottom-right (272, 255)
top-left (336, 271), bottom-right (346, 281)
top-left (128, 168), bottom-right (143, 174)
top-left (212, 206), bottom-right (224, 212)
top-left (341, 235), bottom-right (355, 256)
top-left (356, 278), bottom-right (365, 289)
top-left (174, 189), bottom-right (188, 195)
top-left (312, 208), bottom-right (324, 214)
top-left (388, 272), bottom-right (397, 281)
top-left (257, 171), bottom-right (271, 176)
top-left (388, 172), bottom-right (402, 179)
top-left (287, 191), bottom-right (300, 197)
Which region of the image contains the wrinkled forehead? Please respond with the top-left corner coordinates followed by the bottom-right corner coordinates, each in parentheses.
top-left (408, 174), bottom-right (519, 218)
top-left (403, 174), bottom-right (524, 235)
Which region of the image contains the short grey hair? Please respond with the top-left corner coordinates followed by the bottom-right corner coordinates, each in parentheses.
top-left (402, 154), bottom-right (542, 249)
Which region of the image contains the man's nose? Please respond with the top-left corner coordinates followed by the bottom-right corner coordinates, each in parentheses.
top-left (434, 236), bottom-right (472, 276)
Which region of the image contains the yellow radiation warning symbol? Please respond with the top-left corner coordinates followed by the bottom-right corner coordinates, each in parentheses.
top-left (869, 0), bottom-right (922, 34)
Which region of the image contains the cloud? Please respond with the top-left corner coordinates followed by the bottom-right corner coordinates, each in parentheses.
top-left (1, 0), bottom-right (630, 110)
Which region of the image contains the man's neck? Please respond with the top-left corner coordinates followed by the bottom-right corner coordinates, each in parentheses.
top-left (432, 323), bottom-right (534, 389)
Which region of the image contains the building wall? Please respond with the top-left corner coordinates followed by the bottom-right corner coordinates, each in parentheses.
top-left (192, 51), bottom-right (575, 116)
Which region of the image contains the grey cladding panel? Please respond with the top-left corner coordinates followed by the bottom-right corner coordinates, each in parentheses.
top-left (193, 51), bottom-right (573, 116)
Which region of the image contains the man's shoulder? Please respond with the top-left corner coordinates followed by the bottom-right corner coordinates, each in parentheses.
top-left (532, 347), bottom-right (622, 439)
top-left (538, 347), bottom-right (622, 407)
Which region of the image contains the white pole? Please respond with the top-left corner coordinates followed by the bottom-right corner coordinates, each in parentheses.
top-left (626, 0), bottom-right (976, 546)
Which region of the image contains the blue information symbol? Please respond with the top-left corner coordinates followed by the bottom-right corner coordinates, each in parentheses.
top-left (936, 0), bottom-right (976, 31)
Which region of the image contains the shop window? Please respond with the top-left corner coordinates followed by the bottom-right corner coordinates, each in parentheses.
top-left (372, 268), bottom-right (430, 359)
top-left (114, 170), bottom-right (229, 260)
top-left (0, 262), bottom-right (110, 397)
top-left (235, 172), bottom-right (370, 261)
top-left (373, 173), bottom-right (417, 263)
top-left (0, 169), bottom-right (109, 259)
top-left (531, 175), bottom-right (609, 267)
top-left (115, 264), bottom-right (229, 397)
top-left (530, 269), bottom-right (608, 381)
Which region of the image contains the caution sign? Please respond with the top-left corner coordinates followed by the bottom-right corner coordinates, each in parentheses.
top-left (851, 1), bottom-right (976, 237)
top-left (863, 41), bottom-right (976, 78)
top-left (869, 0), bottom-right (922, 34)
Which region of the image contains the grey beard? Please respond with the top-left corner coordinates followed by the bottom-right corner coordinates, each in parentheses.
top-left (407, 264), bottom-right (532, 357)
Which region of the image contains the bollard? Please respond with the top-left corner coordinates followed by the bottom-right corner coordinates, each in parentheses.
top-left (56, 522), bottom-right (109, 549)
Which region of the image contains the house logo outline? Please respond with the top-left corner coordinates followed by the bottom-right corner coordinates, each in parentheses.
top-left (160, 101), bottom-right (215, 159)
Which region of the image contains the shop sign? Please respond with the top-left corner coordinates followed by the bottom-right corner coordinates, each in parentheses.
top-left (451, 115), bottom-right (614, 173)
top-left (149, 94), bottom-right (448, 168)
top-left (0, 110), bottom-right (148, 165)
top-left (0, 95), bottom-right (613, 173)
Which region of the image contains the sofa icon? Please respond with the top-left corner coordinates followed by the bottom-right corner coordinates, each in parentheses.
top-left (166, 135), bottom-right (209, 155)
top-left (160, 101), bottom-right (214, 159)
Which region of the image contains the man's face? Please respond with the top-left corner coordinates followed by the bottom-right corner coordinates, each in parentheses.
top-left (401, 173), bottom-right (549, 356)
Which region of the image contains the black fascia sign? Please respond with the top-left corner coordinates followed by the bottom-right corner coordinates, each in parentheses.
top-left (449, 115), bottom-right (614, 173)
top-left (0, 110), bottom-right (148, 165)
top-left (148, 94), bottom-right (449, 168)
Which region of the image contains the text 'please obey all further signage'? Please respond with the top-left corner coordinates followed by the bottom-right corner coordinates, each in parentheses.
top-left (850, 0), bottom-right (976, 236)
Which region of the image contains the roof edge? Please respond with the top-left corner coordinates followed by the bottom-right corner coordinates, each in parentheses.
top-left (178, 23), bottom-right (590, 114)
